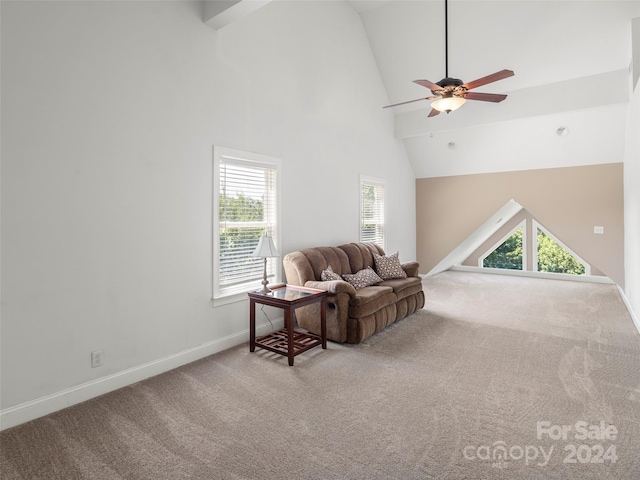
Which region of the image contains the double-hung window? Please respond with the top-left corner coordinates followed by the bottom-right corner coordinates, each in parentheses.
top-left (360, 175), bottom-right (385, 249)
top-left (213, 147), bottom-right (280, 300)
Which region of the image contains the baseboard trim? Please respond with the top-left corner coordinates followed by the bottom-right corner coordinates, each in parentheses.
top-left (617, 286), bottom-right (640, 335)
top-left (0, 319), bottom-right (284, 432)
top-left (448, 265), bottom-right (616, 284)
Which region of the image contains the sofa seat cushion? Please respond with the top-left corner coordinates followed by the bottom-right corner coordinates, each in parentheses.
top-left (378, 276), bottom-right (423, 300)
top-left (348, 286), bottom-right (396, 318)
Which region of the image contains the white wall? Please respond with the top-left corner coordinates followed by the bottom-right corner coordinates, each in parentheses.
top-left (0, 0), bottom-right (416, 425)
top-left (624, 48), bottom-right (640, 321)
top-left (404, 104), bottom-right (629, 178)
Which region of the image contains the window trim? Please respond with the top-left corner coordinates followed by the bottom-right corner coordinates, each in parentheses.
top-left (359, 174), bottom-right (386, 251)
top-left (212, 146), bottom-right (281, 302)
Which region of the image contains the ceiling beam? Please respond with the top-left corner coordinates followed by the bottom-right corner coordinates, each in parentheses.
top-left (203, 0), bottom-right (273, 31)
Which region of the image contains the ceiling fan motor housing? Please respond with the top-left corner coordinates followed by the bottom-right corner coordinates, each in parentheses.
top-left (433, 77), bottom-right (467, 97)
top-left (436, 77), bottom-right (464, 88)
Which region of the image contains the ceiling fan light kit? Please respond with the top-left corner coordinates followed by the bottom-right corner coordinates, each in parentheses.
top-left (431, 95), bottom-right (466, 113)
top-left (383, 0), bottom-right (514, 117)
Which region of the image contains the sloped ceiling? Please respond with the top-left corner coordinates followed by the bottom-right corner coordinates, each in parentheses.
top-left (352, 0), bottom-right (640, 178)
top-left (206, 1), bottom-right (640, 178)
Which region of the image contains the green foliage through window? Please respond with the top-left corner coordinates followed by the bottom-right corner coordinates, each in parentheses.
top-left (537, 229), bottom-right (585, 275)
top-left (219, 193), bottom-right (264, 222)
top-left (483, 228), bottom-right (523, 270)
top-left (219, 193), bottom-right (266, 286)
top-left (480, 222), bottom-right (587, 276)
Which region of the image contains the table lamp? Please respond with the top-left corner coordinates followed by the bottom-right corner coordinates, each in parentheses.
top-left (252, 235), bottom-right (279, 294)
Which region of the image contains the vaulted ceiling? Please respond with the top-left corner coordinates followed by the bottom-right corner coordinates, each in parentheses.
top-left (207, 1), bottom-right (640, 178)
top-left (352, 0), bottom-right (635, 106)
top-left (352, 0), bottom-right (640, 177)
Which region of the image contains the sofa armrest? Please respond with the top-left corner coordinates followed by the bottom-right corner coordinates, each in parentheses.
top-left (304, 280), bottom-right (357, 296)
top-left (401, 261), bottom-right (420, 277)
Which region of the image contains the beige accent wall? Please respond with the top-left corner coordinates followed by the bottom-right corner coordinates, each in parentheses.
top-left (416, 163), bottom-right (624, 286)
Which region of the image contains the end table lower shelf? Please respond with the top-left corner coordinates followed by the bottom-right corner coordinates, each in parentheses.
top-left (254, 328), bottom-right (323, 357)
top-left (248, 284), bottom-right (327, 366)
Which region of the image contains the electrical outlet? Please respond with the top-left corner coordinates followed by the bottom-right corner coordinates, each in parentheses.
top-left (594, 226), bottom-right (604, 234)
top-left (91, 350), bottom-right (104, 368)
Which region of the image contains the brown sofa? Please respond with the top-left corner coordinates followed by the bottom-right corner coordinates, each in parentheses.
top-left (282, 242), bottom-right (425, 343)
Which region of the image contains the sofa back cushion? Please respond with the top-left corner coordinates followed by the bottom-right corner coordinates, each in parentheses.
top-left (337, 243), bottom-right (385, 274)
top-left (283, 243), bottom-right (387, 286)
top-left (283, 246), bottom-right (351, 285)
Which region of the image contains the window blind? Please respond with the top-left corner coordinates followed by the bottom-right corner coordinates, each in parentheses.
top-left (214, 148), bottom-right (279, 298)
top-left (360, 176), bottom-right (385, 249)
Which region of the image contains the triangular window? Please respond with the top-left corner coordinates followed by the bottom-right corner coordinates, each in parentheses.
top-left (534, 221), bottom-right (589, 276)
top-left (479, 220), bottom-right (526, 271)
top-left (477, 219), bottom-right (591, 277)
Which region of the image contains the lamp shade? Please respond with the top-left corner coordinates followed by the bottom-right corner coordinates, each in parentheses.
top-left (431, 95), bottom-right (466, 113)
top-left (252, 235), bottom-right (279, 258)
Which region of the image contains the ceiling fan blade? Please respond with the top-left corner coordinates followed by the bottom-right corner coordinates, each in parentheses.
top-left (383, 97), bottom-right (429, 108)
top-left (464, 92), bottom-right (508, 103)
top-left (428, 108), bottom-right (440, 117)
top-left (462, 69), bottom-right (514, 91)
top-left (414, 79), bottom-right (444, 91)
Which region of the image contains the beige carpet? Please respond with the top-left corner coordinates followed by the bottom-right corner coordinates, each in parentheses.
top-left (2, 271), bottom-right (640, 479)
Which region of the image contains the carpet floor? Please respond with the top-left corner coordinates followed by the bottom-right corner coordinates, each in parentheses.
top-left (1, 271), bottom-right (639, 479)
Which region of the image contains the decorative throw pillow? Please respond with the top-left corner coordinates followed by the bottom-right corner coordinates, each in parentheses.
top-left (341, 267), bottom-right (383, 289)
top-left (373, 251), bottom-right (408, 280)
top-left (321, 265), bottom-right (342, 282)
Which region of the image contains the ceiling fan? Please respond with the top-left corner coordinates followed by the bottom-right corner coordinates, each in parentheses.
top-left (383, 0), bottom-right (514, 117)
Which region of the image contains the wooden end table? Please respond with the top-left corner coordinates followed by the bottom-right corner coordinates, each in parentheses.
top-left (248, 284), bottom-right (327, 366)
